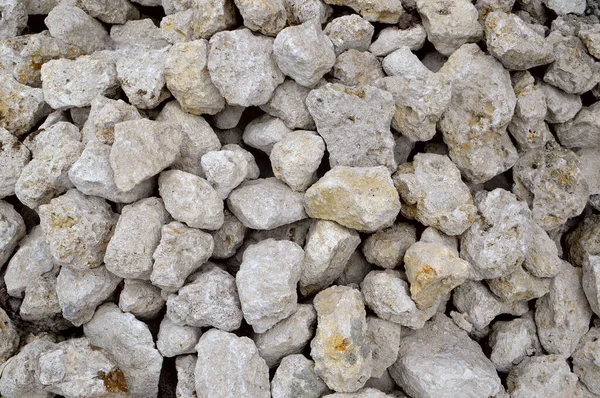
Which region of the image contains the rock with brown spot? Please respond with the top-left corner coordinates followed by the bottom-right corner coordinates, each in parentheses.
top-left (333, 50), bottom-right (384, 87)
top-left (234, 0), bottom-right (287, 36)
top-left (160, 9), bottom-right (194, 44)
top-left (324, 15), bottom-right (374, 55)
top-left (311, 286), bottom-right (372, 393)
top-left (0, 73), bottom-right (50, 136)
top-left (175, 355), bottom-right (197, 398)
top-left (487, 264), bottom-right (551, 302)
top-left (211, 210), bottom-right (247, 259)
top-left (555, 102), bottom-right (600, 149)
top-left (0, 308), bottom-right (19, 363)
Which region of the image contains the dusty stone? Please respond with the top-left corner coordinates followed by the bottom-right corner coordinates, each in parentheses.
top-left (324, 388), bottom-right (396, 397)
top-left (116, 47), bottom-right (172, 109)
top-left (566, 213), bottom-right (600, 268)
top-left (582, 255), bottom-right (600, 317)
top-left (273, 20), bottom-right (335, 87)
top-left (555, 102), bottom-right (600, 148)
top-left (80, 0), bottom-right (139, 24)
top-left (404, 241), bottom-right (469, 309)
top-left (324, 15), bottom-right (374, 55)
top-left (0, 202), bottom-right (23, 270)
top-left (390, 314), bottom-right (502, 398)
top-left (485, 11), bottom-right (554, 70)
top-left (104, 197), bottom-right (170, 279)
top-left (540, 80), bottom-right (583, 123)
top-left (84, 303), bottom-right (163, 398)
top-left (438, 44), bottom-right (518, 183)
top-left (0, 308), bottom-right (18, 363)
top-left (56, 265), bottom-right (121, 326)
top-left (306, 84), bottom-right (396, 171)
top-left (109, 19), bottom-right (169, 50)
top-left (336, 250), bottom-right (373, 286)
top-left (160, 9), bottom-right (194, 44)
top-left (544, 0), bottom-right (586, 15)
top-left (0, 73), bottom-right (50, 136)
top-left (175, 355), bottom-right (196, 398)
top-left (271, 131), bottom-right (325, 192)
top-left (165, 40), bottom-right (225, 116)
top-left (243, 114), bottom-right (292, 155)
top-left (487, 264), bottom-right (551, 302)
top-left (283, 0), bottom-right (332, 25)
top-left (157, 317), bottom-right (201, 358)
top-left (212, 104), bottom-right (244, 129)
top-left (489, 317), bottom-right (540, 372)
top-left (417, 0), bottom-right (483, 56)
top-left (39, 189), bottom-right (116, 270)
top-left (20, 273), bottom-right (65, 326)
top-left (166, 264), bottom-right (243, 331)
top-left (367, 316), bottom-right (401, 379)
top-left (189, 0), bottom-right (236, 39)
top-left (211, 210), bottom-right (247, 259)
top-left (260, 79), bottom-right (314, 130)
top-left (110, 119), bottom-right (182, 192)
top-left (300, 220), bottom-right (361, 296)
top-left (311, 286), bottom-right (371, 393)
top-left (573, 327), bottom-right (600, 395)
top-left (208, 28), bottom-right (284, 106)
top-left (394, 154), bottom-right (475, 235)
top-left (512, 141), bottom-right (589, 231)
top-left (81, 96), bottom-right (142, 145)
top-left (368, 25), bottom-right (427, 56)
top-left (362, 223), bottom-right (416, 269)
top-left (580, 25), bottom-right (600, 59)
top-left (507, 355), bottom-right (578, 398)
top-left (151, 221), bottom-right (214, 292)
top-left (253, 304), bottom-right (317, 367)
top-left (0, 0), bottom-right (27, 39)
top-left (201, 149), bottom-right (252, 199)
top-left (305, 166), bottom-right (400, 233)
top-left (271, 354), bottom-right (330, 398)
top-left (119, 279), bottom-right (165, 319)
top-left (235, 0), bottom-right (286, 36)
top-left (420, 226), bottom-right (459, 256)
top-left (377, 47), bottom-right (452, 142)
top-left (45, 5), bottom-right (111, 54)
top-left (322, 0), bottom-right (404, 23)
top-left (332, 50), bottom-right (384, 87)
top-left (228, 178), bottom-right (307, 230)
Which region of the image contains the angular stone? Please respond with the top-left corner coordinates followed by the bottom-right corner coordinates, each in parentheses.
top-left (271, 354), bottom-right (330, 398)
top-left (80, 0), bottom-right (139, 24)
top-left (507, 355), bottom-right (578, 398)
top-left (110, 19), bottom-right (170, 50)
top-left (336, 250), bottom-right (372, 286)
top-left (420, 226), bottom-right (459, 255)
top-left (283, 0), bottom-right (332, 25)
top-left (208, 28), bottom-right (284, 106)
top-left (201, 149), bottom-right (252, 199)
top-left (489, 317), bottom-right (540, 372)
top-left (175, 355), bottom-right (197, 398)
top-left (104, 197), bottom-right (170, 279)
top-left (332, 50), bottom-right (384, 87)
top-left (362, 223), bottom-right (416, 269)
top-left (195, 329), bottom-right (270, 398)
top-left (311, 286), bottom-right (371, 393)
top-left (212, 104), bottom-right (245, 129)
top-left (260, 79), bottom-right (316, 130)
top-left (0, 308), bottom-right (18, 363)
top-left (555, 102), bottom-right (600, 148)
top-left (190, 0), bottom-right (236, 39)
top-left (567, 214), bottom-right (600, 268)
top-left (160, 9), bottom-right (194, 44)
top-left (110, 119), bottom-right (182, 192)
top-left (243, 114), bottom-right (292, 155)
top-left (234, 0), bottom-right (287, 36)
top-left (166, 264), bottom-right (243, 331)
top-left (119, 279), bottom-right (165, 319)
top-left (0, 127), bottom-right (29, 198)
top-left (322, 0), bottom-right (404, 23)
top-left (487, 264), bottom-right (551, 302)
top-left (523, 217), bottom-right (562, 278)
top-left (20, 273), bottom-right (66, 328)
top-left (0, 200), bottom-right (25, 268)
top-left (544, 0), bottom-right (585, 15)
top-left (45, 5), bottom-right (111, 54)
top-left (573, 327), bottom-right (600, 395)
top-left (211, 210), bottom-right (247, 259)
top-left (306, 84), bottom-right (396, 171)
top-left (369, 25), bottom-right (427, 56)
top-left (81, 96), bottom-right (142, 145)
top-left (540, 80), bottom-right (582, 124)
top-left (157, 317), bottom-right (201, 357)
top-left (0, 0), bottom-right (27, 39)
top-left (0, 74), bottom-right (50, 136)
top-left (324, 15), bottom-right (374, 55)
top-left (366, 316), bottom-right (401, 378)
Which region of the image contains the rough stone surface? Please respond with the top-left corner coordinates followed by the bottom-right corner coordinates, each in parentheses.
top-left (555, 102), bottom-right (600, 149)
top-left (157, 317), bottom-right (201, 358)
top-left (573, 327), bottom-right (600, 395)
top-left (489, 317), bottom-right (540, 372)
top-left (81, 96), bottom-right (142, 145)
top-left (0, 127), bottom-right (30, 198)
top-left (367, 316), bottom-right (401, 378)
top-left (243, 114), bottom-right (293, 155)
top-left (324, 15), bottom-right (374, 55)
top-left (332, 50), bottom-right (385, 87)
top-left (0, 308), bottom-right (18, 363)
top-left (201, 149), bottom-right (252, 199)
top-left (0, 74), bottom-right (50, 136)
top-left (0, 200), bottom-right (25, 268)
top-left (540, 80), bottom-right (583, 124)
top-left (507, 355), bottom-right (578, 398)
top-left (235, 0), bottom-right (287, 36)
top-left (369, 25), bottom-right (427, 56)
top-left (362, 223), bottom-right (416, 269)
top-left (44, 5), bottom-right (111, 54)
top-left (119, 279), bottom-right (165, 319)
top-left (211, 210), bottom-right (247, 259)
top-left (259, 79), bottom-right (316, 130)
top-left (322, 0), bottom-right (404, 23)
top-left (271, 354), bottom-right (330, 398)
top-left (175, 355), bottom-right (197, 398)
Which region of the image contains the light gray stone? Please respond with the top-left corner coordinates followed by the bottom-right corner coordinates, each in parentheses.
top-left (362, 223), bottom-right (416, 269)
top-left (369, 25), bottom-right (427, 56)
top-left (0, 200), bottom-right (25, 268)
top-left (234, 0), bottom-right (286, 36)
top-left (260, 79), bottom-right (316, 130)
top-left (81, 96), bottom-right (142, 145)
top-left (367, 316), bottom-right (401, 378)
top-left (175, 355), bottom-right (197, 398)
top-left (0, 308), bottom-right (18, 363)
top-left (540, 80), bottom-right (582, 123)
top-left (0, 127), bottom-right (29, 198)
top-left (271, 131), bottom-right (325, 192)
top-left (324, 15), bottom-right (374, 55)
top-left (573, 327), bottom-right (600, 395)
top-left (332, 50), bottom-right (384, 87)
top-left (157, 317), bottom-right (201, 357)
top-left (243, 114), bottom-right (292, 155)
top-left (211, 210), bottom-right (247, 259)
top-left (507, 355), bottom-right (578, 398)
top-left (119, 279), bottom-right (165, 319)
top-left (489, 317), bottom-right (541, 372)
top-left (555, 102), bottom-right (600, 148)
top-left (44, 5), bottom-right (111, 54)
top-left (283, 0), bottom-right (332, 25)
top-left (321, 0), bottom-right (404, 23)
top-left (0, 73), bottom-right (49, 136)
top-left (271, 354), bottom-right (330, 398)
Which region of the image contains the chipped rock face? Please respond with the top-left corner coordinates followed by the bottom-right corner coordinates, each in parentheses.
top-left (271, 131), bottom-right (326, 191)
top-left (573, 327), bottom-right (600, 395)
top-left (394, 153), bottom-right (476, 235)
top-left (489, 317), bottom-right (540, 372)
top-left (243, 114), bottom-right (293, 155)
top-left (362, 223), bottom-right (416, 269)
top-left (175, 355), bottom-right (197, 398)
top-left (0, 308), bottom-right (19, 363)
top-left (190, 0), bottom-right (236, 39)
top-left (304, 166), bottom-right (400, 233)
top-left (555, 102), bottom-right (600, 149)
top-left (507, 355), bottom-right (578, 398)
top-left (311, 286), bottom-right (372, 393)
top-left (236, 239), bottom-right (304, 333)
top-left (332, 50), bottom-right (385, 87)
top-left (0, 73), bottom-right (50, 136)
top-left (369, 25), bottom-right (427, 56)
top-left (540, 80), bottom-right (582, 124)
top-left (156, 317), bottom-right (201, 357)
top-left (306, 84), bottom-right (396, 171)
top-left (194, 329), bottom-right (270, 398)
top-left (211, 210), bottom-right (247, 259)
top-left (208, 28), bottom-right (284, 106)
top-left (81, 96), bottom-right (142, 145)
top-left (271, 354), bottom-right (330, 398)
top-left (260, 79), bottom-right (316, 129)
top-left (119, 279), bottom-right (165, 319)
top-left (201, 149), bottom-right (251, 199)
top-left (0, 127), bottom-right (30, 198)
top-left (366, 316), bottom-right (401, 378)
top-left (234, 0), bottom-right (287, 36)
top-left (324, 15), bottom-right (374, 56)
top-left (0, 200), bottom-right (25, 268)
top-left (322, 0), bottom-right (404, 24)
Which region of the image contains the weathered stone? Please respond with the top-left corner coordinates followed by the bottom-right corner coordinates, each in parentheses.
top-left (322, 0), bottom-right (404, 23)
top-left (283, 0), bottom-right (332, 24)
top-left (306, 84), bottom-right (396, 171)
top-left (201, 149), bottom-right (252, 199)
top-left (211, 210), bottom-right (247, 259)
top-left (235, 0), bottom-right (287, 36)
top-left (0, 200), bottom-right (25, 268)
top-left (160, 9), bottom-right (194, 44)
top-left (0, 308), bottom-right (18, 363)
top-left (110, 119), bottom-right (182, 192)
top-left (555, 102), bottom-right (600, 148)
top-left (540, 80), bottom-right (583, 123)
top-left (332, 50), bottom-right (384, 87)
top-left (573, 327), bottom-right (600, 395)
top-left (487, 264), bottom-right (551, 302)
top-left (369, 25), bottom-right (427, 56)
top-left (167, 264), bottom-right (243, 331)
top-left (300, 220), bottom-right (361, 295)
top-left (489, 317), bottom-right (540, 372)
top-left (175, 355), bottom-right (197, 398)
top-left (260, 79), bottom-right (314, 130)
top-left (366, 316), bottom-right (401, 378)
top-left (119, 279), bottom-right (165, 319)
top-left (311, 286), bottom-right (371, 393)
top-left (20, 273), bottom-right (65, 327)
top-left (195, 329), bottom-right (270, 398)
top-left (0, 128), bottom-right (29, 199)
top-left (84, 303), bottom-right (163, 398)
top-left (271, 354), bottom-right (330, 398)
top-left (109, 19), bottom-right (170, 50)
top-left (271, 131), bottom-right (325, 192)
top-left (544, 0), bottom-right (585, 15)
top-left (189, 0), bottom-right (236, 39)
top-left (45, 5), bottom-right (111, 54)
top-left (0, 0), bottom-right (27, 39)
top-left (566, 213), bottom-right (600, 268)
top-left (208, 28), bottom-right (284, 106)
top-left (104, 197), bottom-right (170, 279)
top-left (324, 15), bottom-right (374, 55)
top-left (336, 250), bottom-right (373, 286)
top-left (0, 74), bottom-right (50, 136)
top-left (253, 304), bottom-right (316, 367)
top-left (507, 355), bottom-right (578, 398)
top-left (362, 223), bottom-right (416, 269)
top-left (157, 317), bottom-right (201, 358)
top-left (243, 114), bottom-right (292, 155)
top-left (420, 226), bottom-right (459, 256)
top-left (80, 0), bottom-right (139, 24)
top-left (81, 96), bottom-right (142, 145)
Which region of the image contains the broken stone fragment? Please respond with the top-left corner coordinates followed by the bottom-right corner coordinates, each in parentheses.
top-left (201, 149), bottom-right (252, 199)
top-left (393, 153), bottom-right (476, 235)
top-left (361, 269), bottom-right (419, 326)
top-left (80, 0), bottom-right (139, 24)
top-left (228, 178), bottom-right (307, 230)
top-left (56, 265), bottom-right (121, 326)
top-left (151, 221), bottom-right (213, 292)
top-left (368, 25), bottom-right (427, 56)
top-left (81, 96), bottom-right (142, 145)
top-left (362, 223), bottom-right (416, 269)
top-left (322, 0), bottom-right (404, 23)
top-left (540, 80), bottom-right (582, 124)
top-left (461, 189), bottom-right (530, 280)
top-left (377, 47), bottom-right (452, 142)
top-left (20, 273), bottom-right (67, 329)
top-left (271, 354), bottom-right (330, 398)
top-left (39, 189), bottom-right (117, 270)
top-left (161, 9), bottom-right (194, 44)
top-left (332, 50), bottom-right (384, 87)
top-left (512, 141), bottom-right (589, 231)
top-left (157, 317), bottom-right (201, 358)
top-left (535, 261), bottom-right (593, 357)
top-left (306, 84), bottom-right (396, 171)
top-left (390, 314), bottom-right (502, 398)
top-left (175, 355), bottom-right (197, 398)
top-left (489, 317), bottom-right (540, 372)
top-left (507, 355), bottom-right (578, 398)
top-left (543, 0), bottom-right (585, 15)
top-left (555, 102), bottom-right (600, 148)
top-left (438, 44), bottom-right (518, 183)
top-left (486, 264), bottom-right (551, 302)
top-left (260, 79), bottom-right (315, 129)
top-left (243, 114), bottom-right (293, 155)
top-left (208, 28), bottom-right (284, 106)
top-left (311, 286), bottom-right (372, 393)
top-left (336, 250), bottom-right (372, 286)
top-left (236, 239), bottom-right (304, 333)
top-left (166, 264), bottom-right (243, 331)
top-left (566, 213), bottom-right (600, 268)
top-left (367, 316), bottom-right (401, 379)
top-left (271, 131), bottom-right (325, 192)
top-left (283, 0), bottom-right (332, 25)
top-left (416, 0), bottom-right (483, 56)
top-left (109, 19), bottom-right (169, 50)
top-left (484, 11), bottom-right (554, 70)
top-left (119, 279), bottom-right (165, 319)
top-left (84, 303), bottom-right (163, 398)
top-left (0, 308), bottom-right (18, 363)
top-left (304, 166), bottom-right (400, 233)
top-left (0, 0), bottom-right (27, 39)
top-left (44, 5), bottom-right (112, 54)
top-left (404, 241), bottom-right (469, 309)
top-left (5, 225), bottom-right (54, 298)
top-left (324, 15), bottom-right (374, 55)
top-left (253, 304), bottom-right (316, 367)
top-left (189, 0), bottom-right (236, 39)
top-left (234, 0), bottom-right (287, 36)
top-left (523, 215), bottom-right (562, 278)
top-left (110, 119), bottom-right (182, 192)
top-left (104, 197), bottom-right (171, 279)
top-left (165, 40), bottom-right (226, 116)
top-left (195, 329), bottom-right (270, 398)
top-left (0, 200), bottom-right (25, 269)
top-left (324, 388), bottom-right (395, 397)
top-left (300, 220), bottom-right (361, 295)
top-left (211, 210), bottom-right (247, 259)
top-left (274, 20), bottom-right (336, 88)
top-left (212, 104), bottom-right (245, 130)
top-left (0, 74), bottom-right (50, 136)
top-left (573, 327), bottom-right (600, 395)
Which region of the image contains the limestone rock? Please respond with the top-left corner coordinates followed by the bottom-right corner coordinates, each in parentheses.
top-left (234, 0), bottom-right (287, 36)
top-left (259, 79), bottom-right (315, 129)
top-left (0, 127), bottom-right (30, 198)
top-left (361, 223), bottom-right (416, 269)
top-left (0, 74), bottom-right (50, 136)
top-left (324, 15), bottom-right (374, 55)
top-left (332, 50), bottom-right (385, 87)
top-left (44, 5), bottom-right (111, 54)
top-left (20, 273), bottom-right (68, 328)
top-left (573, 327), bottom-right (600, 395)
top-left (555, 102), bottom-right (600, 148)
top-left (489, 317), bottom-right (540, 372)
top-left (271, 354), bottom-right (330, 398)
top-left (190, 0), bottom-right (236, 39)
top-left (540, 80), bottom-right (582, 123)
top-left (157, 317), bottom-right (201, 357)
top-left (544, 0), bottom-right (585, 15)
top-left (0, 200), bottom-right (25, 268)
top-left (487, 264), bottom-right (551, 302)
top-left (201, 149), bottom-right (251, 199)
top-left (271, 131), bottom-right (325, 192)
top-left (369, 25), bottom-right (427, 56)
top-left (243, 114), bottom-right (292, 155)
top-left (367, 316), bottom-right (401, 378)
top-left (283, 0), bottom-right (332, 25)
top-left (507, 355), bottom-right (578, 398)
top-left (321, 0), bottom-right (404, 23)
top-left (119, 279), bottom-right (165, 319)
top-left (0, 308), bottom-right (18, 363)
top-left (211, 210), bottom-right (247, 259)
top-left (175, 355), bottom-right (197, 398)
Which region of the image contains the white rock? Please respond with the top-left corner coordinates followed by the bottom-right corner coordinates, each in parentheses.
top-left (324, 15), bottom-right (374, 55)
top-left (507, 355), bottom-right (578, 398)
top-left (0, 74), bottom-right (49, 136)
top-left (109, 19), bottom-right (170, 50)
top-left (369, 25), bottom-right (427, 56)
top-left (81, 96), bottom-right (142, 145)
top-left (540, 80), bottom-right (583, 123)
top-left (20, 273), bottom-right (67, 328)
top-left (0, 0), bottom-right (27, 39)
top-left (160, 9), bottom-right (194, 44)
top-left (44, 5), bottom-right (111, 54)
top-left (211, 210), bottom-right (247, 259)
top-left (0, 200), bottom-right (25, 268)
top-left (175, 355), bottom-right (197, 398)
top-left (283, 0), bottom-right (332, 24)
top-left (0, 127), bottom-right (30, 198)
top-left (543, 0), bottom-right (585, 15)
top-left (234, 0), bottom-right (287, 36)
top-left (259, 79), bottom-right (316, 130)
top-left (489, 317), bottom-right (540, 372)
top-left (119, 279), bottom-right (165, 319)
top-left (271, 131), bottom-right (325, 192)
top-left (243, 114), bottom-right (292, 155)
top-left (321, 0), bottom-right (404, 23)
top-left (80, 0), bottom-right (139, 24)
top-left (201, 149), bottom-right (251, 199)
top-left (157, 317), bottom-right (201, 357)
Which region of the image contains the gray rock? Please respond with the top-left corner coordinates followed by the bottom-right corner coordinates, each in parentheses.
top-left (194, 329), bottom-right (270, 398)
top-left (44, 5), bottom-right (111, 54)
top-left (211, 210), bottom-right (247, 259)
top-left (0, 308), bottom-right (18, 363)
top-left (80, 0), bottom-right (139, 24)
top-left (234, 0), bottom-right (287, 36)
top-left (81, 96), bottom-right (142, 145)
top-left (175, 355), bottom-right (197, 398)
top-left (362, 223), bottom-right (416, 269)
top-left (0, 0), bottom-right (27, 39)
top-left (260, 79), bottom-right (315, 130)
top-left (201, 149), bottom-right (253, 199)
top-left (332, 50), bottom-right (385, 87)
top-left (507, 355), bottom-right (578, 398)
top-left (544, 0), bottom-right (585, 15)
top-left (110, 19), bottom-right (169, 50)
top-left (189, 0), bottom-right (236, 39)
top-left (161, 10), bottom-right (194, 44)
top-left (489, 317), bottom-right (540, 372)
top-left (283, 0), bottom-right (332, 25)
top-left (367, 316), bottom-right (401, 378)
top-left (271, 354), bottom-right (330, 398)
top-left (324, 15), bottom-right (374, 55)
top-left (243, 114), bottom-right (292, 155)
top-left (20, 273), bottom-right (66, 328)
top-left (119, 279), bottom-right (165, 319)
top-left (419, 226), bottom-right (459, 256)
top-left (0, 74), bottom-right (50, 136)
top-left (369, 25), bottom-right (427, 56)
top-left (156, 316), bottom-right (201, 357)
top-left (306, 84), bottom-right (396, 172)
top-left (0, 127), bottom-right (30, 198)
top-left (487, 264), bottom-right (551, 302)
top-left (311, 286), bottom-right (371, 393)
top-left (540, 80), bottom-right (582, 123)
top-left (573, 327), bottom-right (600, 395)
top-left (336, 250), bottom-right (373, 286)
top-left (555, 102), bottom-right (600, 148)
top-left (0, 200), bottom-right (25, 268)
top-left (321, 0), bottom-right (404, 23)
top-left (390, 314), bottom-right (502, 398)
top-left (566, 213), bottom-right (600, 268)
